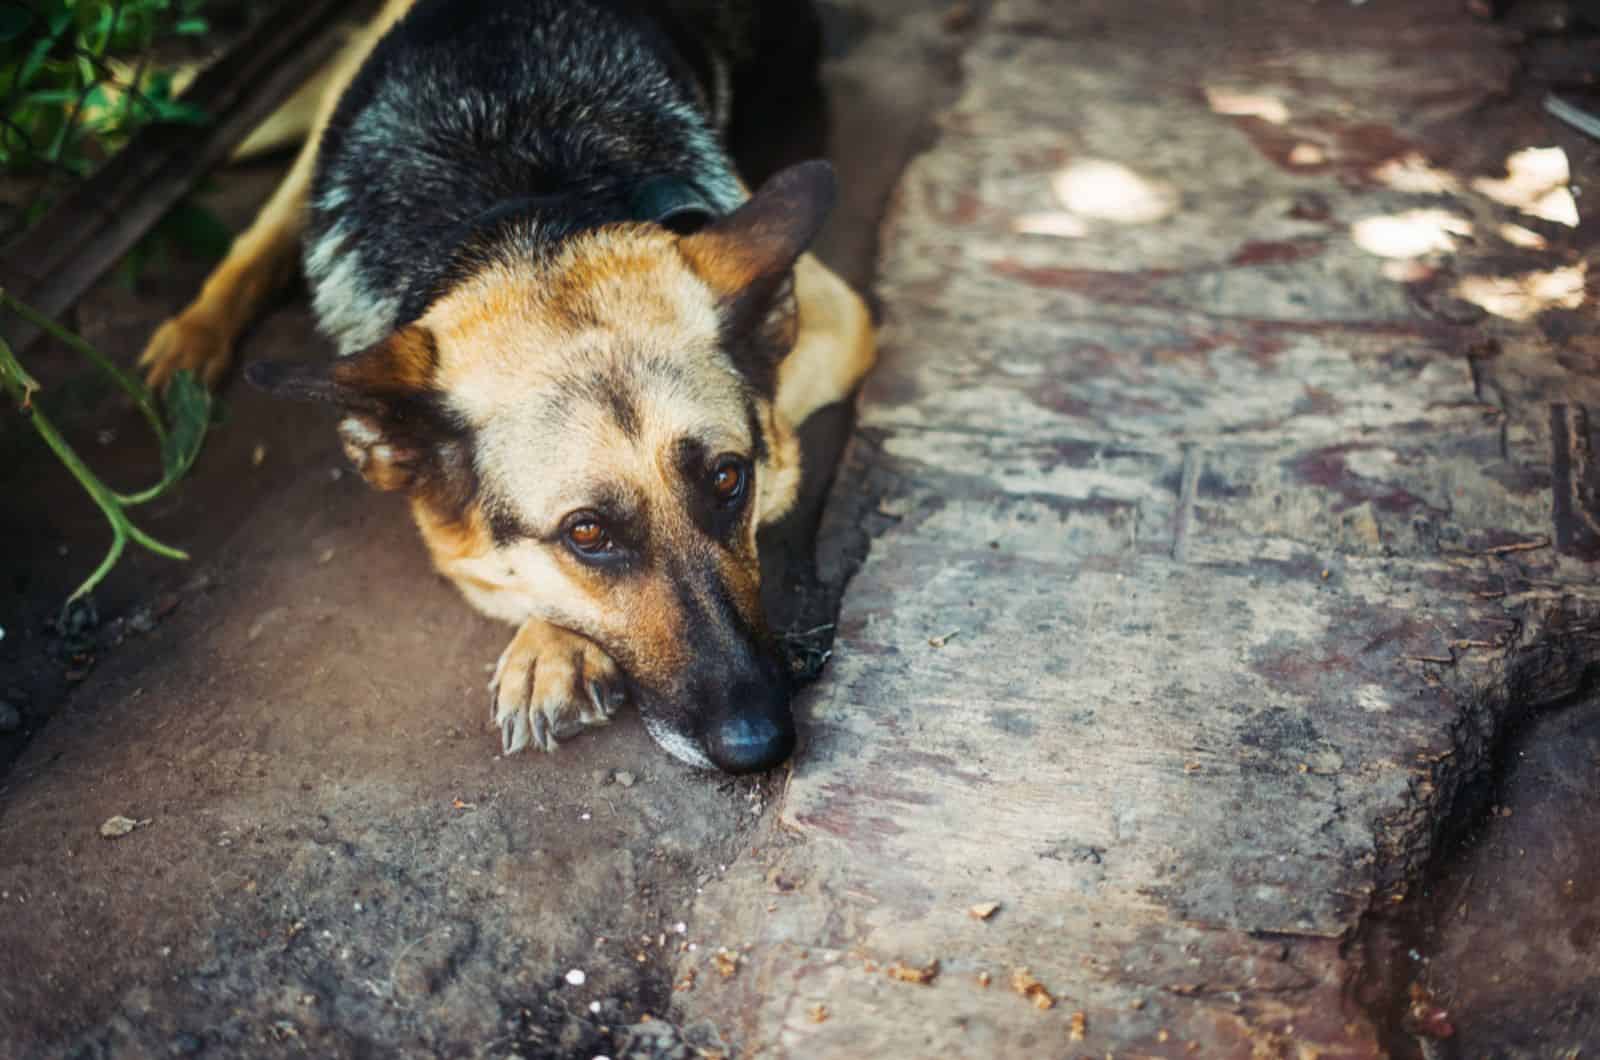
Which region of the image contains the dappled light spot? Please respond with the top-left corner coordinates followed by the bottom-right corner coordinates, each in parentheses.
top-left (1455, 264), bottom-right (1587, 321)
top-left (1498, 223), bottom-right (1548, 250)
top-left (1050, 159), bottom-right (1178, 225)
top-left (1288, 143), bottom-right (1326, 167)
top-left (1351, 209), bottom-right (1472, 260)
top-left (1381, 260), bottom-right (1436, 283)
top-left (1472, 146), bottom-right (1580, 227)
top-left (1372, 152), bottom-right (1460, 195)
top-left (1010, 211), bottom-right (1089, 239)
top-left (1204, 87), bottom-right (1290, 125)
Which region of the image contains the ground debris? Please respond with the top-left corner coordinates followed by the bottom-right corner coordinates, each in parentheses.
top-left (1069, 1010), bottom-right (1087, 1041)
top-left (1011, 968), bottom-right (1055, 1010)
top-left (99, 815), bottom-right (146, 839)
top-left (886, 958), bottom-right (940, 985)
top-left (1404, 983), bottom-right (1455, 1039)
top-left (968, 901), bottom-right (1001, 920)
top-left (711, 949), bottom-right (740, 978)
top-left (807, 1003), bottom-right (829, 1024)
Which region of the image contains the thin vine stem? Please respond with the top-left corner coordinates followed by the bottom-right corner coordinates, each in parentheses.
top-left (0, 286), bottom-right (166, 445)
top-left (0, 314), bottom-right (196, 608)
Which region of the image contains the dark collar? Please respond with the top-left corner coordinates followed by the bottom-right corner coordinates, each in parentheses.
top-left (467, 176), bottom-right (715, 238)
top-left (629, 175), bottom-right (715, 233)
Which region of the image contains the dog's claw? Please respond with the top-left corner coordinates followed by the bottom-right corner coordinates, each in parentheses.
top-left (586, 679), bottom-right (625, 725)
top-left (503, 711), bottom-right (531, 755)
top-left (489, 621), bottom-right (625, 759)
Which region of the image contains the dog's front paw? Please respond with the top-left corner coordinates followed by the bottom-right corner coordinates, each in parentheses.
top-left (489, 620), bottom-right (628, 754)
top-left (139, 308), bottom-right (233, 390)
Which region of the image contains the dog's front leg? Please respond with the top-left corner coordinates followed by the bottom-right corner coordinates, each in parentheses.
top-left (489, 618), bottom-right (629, 755)
top-left (140, 0), bottom-right (418, 389)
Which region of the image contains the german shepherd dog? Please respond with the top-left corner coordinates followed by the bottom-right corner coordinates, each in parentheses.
top-left (137, 0), bottom-right (876, 773)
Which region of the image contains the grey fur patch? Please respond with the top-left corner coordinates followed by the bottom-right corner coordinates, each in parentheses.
top-left (304, 220), bottom-right (401, 356)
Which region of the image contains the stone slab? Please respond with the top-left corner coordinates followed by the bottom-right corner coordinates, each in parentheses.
top-left (677, 2), bottom-right (1600, 1056)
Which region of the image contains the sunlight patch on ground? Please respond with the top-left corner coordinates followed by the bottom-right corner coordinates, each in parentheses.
top-left (1498, 223), bottom-right (1548, 250)
top-left (1051, 159), bottom-right (1178, 225)
top-left (1372, 152), bottom-right (1461, 195)
top-left (1455, 263), bottom-right (1587, 321)
top-left (1288, 143), bottom-right (1326, 167)
top-left (1204, 87), bottom-right (1290, 125)
top-left (1010, 212), bottom-right (1089, 238)
top-left (1351, 209), bottom-right (1472, 260)
top-left (1381, 260), bottom-right (1436, 283)
top-left (1472, 147), bottom-right (1580, 227)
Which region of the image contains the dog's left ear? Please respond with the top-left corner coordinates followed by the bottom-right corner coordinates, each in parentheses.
top-left (245, 326), bottom-right (456, 492)
top-left (678, 160), bottom-right (836, 338)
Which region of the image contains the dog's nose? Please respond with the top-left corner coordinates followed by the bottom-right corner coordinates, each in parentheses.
top-left (705, 693), bottom-right (795, 774)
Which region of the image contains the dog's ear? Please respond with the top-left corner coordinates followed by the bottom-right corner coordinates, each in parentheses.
top-left (678, 160), bottom-right (836, 337)
top-left (246, 326), bottom-right (454, 492)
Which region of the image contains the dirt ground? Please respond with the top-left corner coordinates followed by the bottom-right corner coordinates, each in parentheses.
top-left (4, 1), bottom-right (1600, 1057)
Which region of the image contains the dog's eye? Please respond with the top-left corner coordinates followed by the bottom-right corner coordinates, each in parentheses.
top-left (711, 457), bottom-right (747, 506)
top-left (566, 518), bottom-right (609, 554)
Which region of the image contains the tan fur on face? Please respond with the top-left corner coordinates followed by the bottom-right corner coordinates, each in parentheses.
top-left (410, 226), bottom-right (788, 668)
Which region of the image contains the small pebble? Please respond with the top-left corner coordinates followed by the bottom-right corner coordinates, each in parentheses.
top-left (615, 771), bottom-right (636, 788)
top-left (100, 815), bottom-right (140, 839)
top-left (565, 969), bottom-right (586, 986)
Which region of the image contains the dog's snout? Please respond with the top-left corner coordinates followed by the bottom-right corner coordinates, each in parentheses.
top-left (704, 683), bottom-right (795, 774)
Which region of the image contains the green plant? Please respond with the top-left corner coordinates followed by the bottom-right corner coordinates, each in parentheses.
top-left (0, 289), bottom-right (211, 608)
top-left (1, 0), bottom-right (211, 181)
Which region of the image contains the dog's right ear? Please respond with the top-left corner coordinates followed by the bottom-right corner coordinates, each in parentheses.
top-left (246, 326), bottom-right (452, 492)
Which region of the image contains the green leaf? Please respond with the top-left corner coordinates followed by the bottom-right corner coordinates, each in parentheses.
top-left (19, 37), bottom-right (55, 87)
top-left (21, 88), bottom-right (82, 106)
top-left (46, 7), bottom-right (73, 39)
top-left (174, 16), bottom-right (207, 35)
top-left (153, 98), bottom-right (209, 125)
top-left (159, 369), bottom-right (211, 482)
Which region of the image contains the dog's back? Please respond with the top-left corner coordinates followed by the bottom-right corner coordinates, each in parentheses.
top-left (303, 0), bottom-right (792, 356)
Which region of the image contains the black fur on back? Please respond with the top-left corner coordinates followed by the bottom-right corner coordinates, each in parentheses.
top-left (304, 0), bottom-right (768, 353)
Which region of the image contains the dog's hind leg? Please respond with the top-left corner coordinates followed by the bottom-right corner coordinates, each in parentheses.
top-left (777, 254), bottom-right (876, 436)
top-left (140, 0), bottom-right (416, 389)
top-left (757, 252), bottom-right (876, 528)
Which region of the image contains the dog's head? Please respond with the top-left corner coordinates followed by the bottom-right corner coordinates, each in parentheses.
top-left (249, 162), bottom-right (837, 773)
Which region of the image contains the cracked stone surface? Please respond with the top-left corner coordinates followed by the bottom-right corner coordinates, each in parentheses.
top-left (674, 2), bottom-right (1600, 1056)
